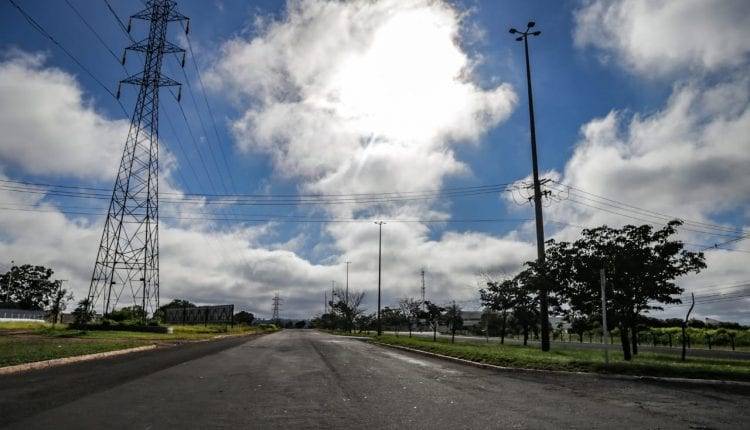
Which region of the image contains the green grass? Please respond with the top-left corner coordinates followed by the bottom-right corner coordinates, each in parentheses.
top-left (0, 336), bottom-right (148, 367)
top-left (0, 322), bottom-right (278, 367)
top-left (370, 335), bottom-right (750, 382)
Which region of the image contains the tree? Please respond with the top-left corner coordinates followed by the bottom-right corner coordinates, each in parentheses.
top-left (234, 311), bottom-right (255, 325)
top-left (479, 277), bottom-right (516, 344)
top-left (419, 301), bottom-right (445, 341)
top-left (511, 269), bottom-right (539, 346)
top-left (545, 220), bottom-right (706, 360)
top-left (49, 281), bottom-right (73, 325)
top-left (153, 299), bottom-right (196, 322)
top-left (380, 306), bottom-right (405, 335)
top-left (330, 287), bottom-right (366, 333)
top-left (399, 298), bottom-right (421, 337)
top-left (0, 264), bottom-right (58, 310)
top-left (72, 298), bottom-right (94, 325)
top-left (108, 305), bottom-right (147, 322)
top-left (444, 302), bottom-right (463, 343)
top-left (355, 313), bottom-right (375, 333)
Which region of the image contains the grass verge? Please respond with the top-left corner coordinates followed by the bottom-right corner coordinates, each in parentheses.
top-left (0, 322), bottom-right (277, 367)
top-left (371, 335), bottom-right (750, 382)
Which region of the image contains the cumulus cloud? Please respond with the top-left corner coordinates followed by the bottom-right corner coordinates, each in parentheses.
top-left (552, 78), bottom-right (750, 231)
top-left (0, 51), bottom-right (129, 179)
top-left (210, 0), bottom-right (516, 200)
top-left (574, 0), bottom-right (750, 76)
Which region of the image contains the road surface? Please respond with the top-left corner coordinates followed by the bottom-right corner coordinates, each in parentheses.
top-left (1, 330), bottom-right (748, 429)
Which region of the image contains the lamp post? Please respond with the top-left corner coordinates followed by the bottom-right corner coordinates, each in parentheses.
top-left (375, 221), bottom-right (385, 336)
top-left (509, 21), bottom-right (550, 352)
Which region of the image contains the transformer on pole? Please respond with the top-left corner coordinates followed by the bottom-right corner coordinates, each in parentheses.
top-left (87, 0), bottom-right (188, 317)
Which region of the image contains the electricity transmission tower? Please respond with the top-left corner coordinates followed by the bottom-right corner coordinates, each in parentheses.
top-left (420, 268), bottom-right (426, 303)
top-left (272, 293), bottom-right (282, 324)
top-left (87, 0), bottom-right (188, 317)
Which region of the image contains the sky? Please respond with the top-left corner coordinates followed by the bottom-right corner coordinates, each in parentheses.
top-left (0, 0), bottom-right (748, 322)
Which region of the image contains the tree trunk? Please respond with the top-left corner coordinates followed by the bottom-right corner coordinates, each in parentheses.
top-left (578, 332), bottom-right (583, 343)
top-left (523, 325), bottom-right (529, 346)
top-left (500, 312), bottom-right (507, 344)
top-left (451, 325), bottom-right (455, 343)
top-left (433, 324), bottom-right (437, 342)
top-left (620, 323), bottom-right (632, 361)
top-left (408, 323), bottom-right (412, 338)
top-left (630, 321), bottom-right (638, 356)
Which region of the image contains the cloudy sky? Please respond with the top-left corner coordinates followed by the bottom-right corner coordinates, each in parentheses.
top-left (0, 0), bottom-right (748, 322)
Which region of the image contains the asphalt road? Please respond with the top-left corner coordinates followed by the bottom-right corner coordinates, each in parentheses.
top-left (392, 330), bottom-right (750, 360)
top-left (2, 330), bottom-right (748, 429)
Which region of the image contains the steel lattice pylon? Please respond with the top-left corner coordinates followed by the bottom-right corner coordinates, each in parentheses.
top-left (88, 0), bottom-right (188, 316)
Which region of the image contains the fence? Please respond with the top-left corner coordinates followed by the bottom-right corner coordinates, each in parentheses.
top-left (0, 308), bottom-right (46, 322)
top-left (164, 305), bottom-right (234, 326)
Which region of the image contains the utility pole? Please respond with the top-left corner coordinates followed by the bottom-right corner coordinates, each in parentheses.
top-left (88, 0), bottom-right (188, 317)
top-left (420, 268), bottom-right (425, 303)
top-left (3, 260), bottom-right (13, 303)
top-left (375, 221), bottom-right (385, 336)
top-left (272, 293), bottom-right (281, 325)
top-left (324, 290), bottom-right (327, 314)
top-left (345, 260), bottom-right (351, 303)
top-left (600, 269), bottom-right (609, 364)
top-left (509, 21), bottom-right (550, 351)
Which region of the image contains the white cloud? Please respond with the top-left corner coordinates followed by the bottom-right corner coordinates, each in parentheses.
top-left (574, 0), bottom-right (750, 76)
top-left (210, 0), bottom-right (516, 200)
top-left (0, 51), bottom-right (128, 179)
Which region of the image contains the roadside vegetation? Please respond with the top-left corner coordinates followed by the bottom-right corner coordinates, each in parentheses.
top-left (0, 321), bottom-right (277, 367)
top-left (371, 335), bottom-right (750, 382)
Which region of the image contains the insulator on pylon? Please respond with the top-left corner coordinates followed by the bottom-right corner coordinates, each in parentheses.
top-left (181, 52), bottom-right (186, 68)
top-left (177, 86), bottom-right (182, 102)
top-left (127, 18), bottom-right (132, 33)
top-left (121, 50), bottom-right (127, 65)
top-left (116, 82), bottom-right (121, 99)
top-left (185, 19), bottom-right (190, 35)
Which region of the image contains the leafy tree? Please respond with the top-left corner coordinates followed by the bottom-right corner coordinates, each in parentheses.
top-left (294, 320), bottom-right (307, 329)
top-left (568, 313), bottom-right (593, 343)
top-left (72, 298), bottom-right (94, 325)
top-left (153, 299), bottom-right (196, 322)
top-left (49, 281), bottom-right (73, 325)
top-left (545, 220), bottom-right (706, 360)
top-left (399, 297), bottom-right (422, 337)
top-left (330, 288), bottom-right (366, 333)
top-left (234, 311), bottom-right (255, 325)
top-left (511, 269), bottom-right (539, 346)
top-left (0, 264), bottom-right (58, 310)
top-left (479, 277), bottom-right (516, 344)
top-left (419, 301), bottom-right (445, 341)
top-left (380, 306), bottom-right (405, 335)
top-left (444, 302), bottom-right (463, 343)
top-left (108, 305), bottom-right (147, 322)
top-left (355, 313), bottom-right (375, 333)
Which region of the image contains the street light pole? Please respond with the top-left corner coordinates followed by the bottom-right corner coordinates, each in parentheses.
top-left (345, 260), bottom-right (351, 303)
top-left (510, 21), bottom-right (551, 352)
top-left (375, 221), bottom-right (385, 336)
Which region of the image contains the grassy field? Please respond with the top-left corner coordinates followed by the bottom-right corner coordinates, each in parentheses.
top-left (0, 322), bottom-right (276, 367)
top-left (370, 334), bottom-right (750, 382)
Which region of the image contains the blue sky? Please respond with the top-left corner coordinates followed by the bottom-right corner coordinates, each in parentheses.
top-left (0, 0), bottom-right (748, 321)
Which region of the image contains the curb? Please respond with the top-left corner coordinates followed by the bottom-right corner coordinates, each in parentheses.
top-left (370, 341), bottom-right (750, 388)
top-left (0, 344), bottom-right (158, 376)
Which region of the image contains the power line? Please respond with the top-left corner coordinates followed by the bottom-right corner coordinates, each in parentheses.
top-left (549, 181), bottom-right (745, 235)
top-left (6, 0), bottom-right (128, 116)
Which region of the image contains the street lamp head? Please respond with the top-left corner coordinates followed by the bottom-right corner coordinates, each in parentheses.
top-left (532, 31), bottom-right (541, 36)
top-left (515, 36), bottom-right (523, 41)
top-left (509, 28), bottom-right (517, 34)
top-left (527, 21), bottom-right (535, 28)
